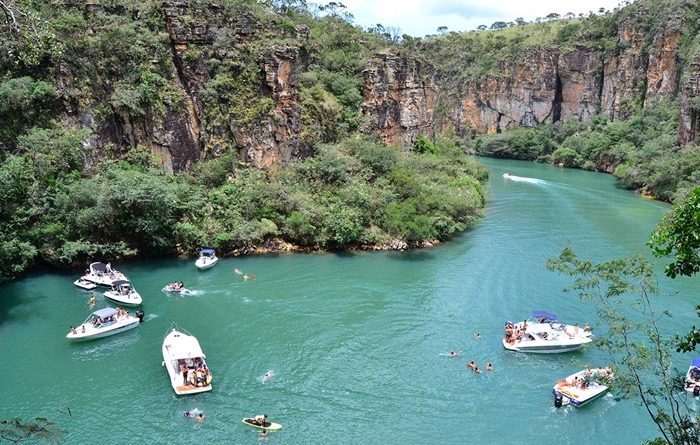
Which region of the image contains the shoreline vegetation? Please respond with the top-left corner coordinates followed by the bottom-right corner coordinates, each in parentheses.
top-left (0, 134), bottom-right (487, 283)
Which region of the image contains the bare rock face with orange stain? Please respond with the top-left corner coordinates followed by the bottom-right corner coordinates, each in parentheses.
top-left (361, 52), bottom-right (437, 146)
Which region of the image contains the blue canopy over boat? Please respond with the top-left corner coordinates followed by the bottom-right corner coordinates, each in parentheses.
top-left (692, 357), bottom-right (700, 368)
top-left (93, 308), bottom-right (118, 320)
top-left (200, 249), bottom-right (215, 255)
top-left (112, 280), bottom-right (131, 288)
top-left (90, 262), bottom-right (108, 272)
top-left (532, 311), bottom-right (558, 322)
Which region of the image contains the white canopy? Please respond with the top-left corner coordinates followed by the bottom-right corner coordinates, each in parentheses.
top-left (165, 332), bottom-right (206, 360)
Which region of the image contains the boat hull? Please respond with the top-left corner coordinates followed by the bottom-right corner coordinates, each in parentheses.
top-left (195, 257), bottom-right (218, 270)
top-left (502, 339), bottom-right (586, 353)
top-left (552, 369), bottom-right (611, 407)
top-left (104, 292), bottom-right (142, 306)
top-left (67, 319), bottom-right (139, 341)
top-left (74, 279), bottom-right (97, 290)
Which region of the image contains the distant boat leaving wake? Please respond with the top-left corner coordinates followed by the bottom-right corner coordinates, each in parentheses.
top-left (502, 173), bottom-right (548, 185)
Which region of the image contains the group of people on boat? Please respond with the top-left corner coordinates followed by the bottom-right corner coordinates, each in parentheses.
top-left (504, 321), bottom-right (527, 345)
top-left (168, 281), bottom-right (185, 290)
top-left (180, 358), bottom-right (212, 388)
top-left (558, 367), bottom-right (612, 390)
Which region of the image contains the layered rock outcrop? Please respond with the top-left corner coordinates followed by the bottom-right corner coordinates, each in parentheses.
top-left (361, 3), bottom-right (698, 145)
top-left (679, 53), bottom-right (700, 145)
top-left (362, 53), bottom-right (437, 145)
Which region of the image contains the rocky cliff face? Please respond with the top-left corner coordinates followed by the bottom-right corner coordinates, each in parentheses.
top-left (163, 1), bottom-right (306, 168)
top-left (680, 53), bottom-right (700, 145)
top-left (361, 53), bottom-right (437, 145)
top-left (361, 5), bottom-right (698, 146)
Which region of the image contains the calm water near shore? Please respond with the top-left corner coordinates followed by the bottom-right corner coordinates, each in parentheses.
top-left (2, 158), bottom-right (698, 444)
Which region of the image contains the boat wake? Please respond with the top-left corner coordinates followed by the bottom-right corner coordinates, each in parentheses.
top-left (503, 173), bottom-right (548, 185)
top-left (187, 290), bottom-right (204, 296)
top-left (145, 313), bottom-right (159, 321)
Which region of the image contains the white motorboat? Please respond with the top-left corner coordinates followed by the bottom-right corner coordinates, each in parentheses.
top-left (80, 262), bottom-right (128, 287)
top-left (74, 278), bottom-right (97, 290)
top-left (162, 325), bottom-right (213, 395)
top-left (66, 307), bottom-right (144, 341)
top-left (684, 357), bottom-right (700, 396)
top-left (195, 249), bottom-right (218, 270)
top-left (553, 368), bottom-right (613, 408)
top-left (503, 311), bottom-right (592, 353)
top-left (163, 283), bottom-right (191, 295)
top-left (104, 280), bottom-right (142, 306)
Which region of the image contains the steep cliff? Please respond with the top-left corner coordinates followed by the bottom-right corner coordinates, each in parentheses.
top-left (361, 0), bottom-right (700, 146)
top-left (361, 52), bottom-right (437, 145)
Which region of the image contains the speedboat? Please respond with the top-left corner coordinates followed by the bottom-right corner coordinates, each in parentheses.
top-left (80, 262), bottom-right (127, 287)
top-left (66, 307), bottom-right (144, 341)
top-left (553, 368), bottom-right (613, 408)
top-left (685, 357), bottom-right (700, 396)
top-left (195, 249), bottom-right (218, 270)
top-left (104, 280), bottom-right (142, 306)
top-left (74, 278), bottom-right (97, 290)
top-left (162, 324), bottom-right (212, 395)
top-left (163, 284), bottom-right (191, 295)
top-left (503, 311), bottom-right (593, 353)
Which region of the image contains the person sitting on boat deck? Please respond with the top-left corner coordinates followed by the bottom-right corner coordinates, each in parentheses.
top-left (81, 325), bottom-right (86, 333)
top-left (70, 326), bottom-right (77, 334)
top-left (522, 320), bottom-right (528, 331)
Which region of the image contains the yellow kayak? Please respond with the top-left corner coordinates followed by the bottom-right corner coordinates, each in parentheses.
top-left (242, 418), bottom-right (282, 431)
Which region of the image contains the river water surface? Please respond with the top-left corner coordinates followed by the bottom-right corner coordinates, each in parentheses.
top-left (2, 158), bottom-right (699, 444)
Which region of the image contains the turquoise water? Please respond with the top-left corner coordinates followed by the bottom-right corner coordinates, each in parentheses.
top-left (2, 158), bottom-right (698, 444)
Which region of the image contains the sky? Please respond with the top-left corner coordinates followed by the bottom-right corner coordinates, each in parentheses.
top-left (340, 0), bottom-right (625, 37)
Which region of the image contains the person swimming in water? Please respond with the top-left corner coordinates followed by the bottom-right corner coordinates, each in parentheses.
top-left (262, 371), bottom-right (273, 383)
top-left (260, 428), bottom-right (268, 438)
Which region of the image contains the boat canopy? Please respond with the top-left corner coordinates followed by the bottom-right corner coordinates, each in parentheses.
top-left (532, 311), bottom-right (557, 322)
top-left (93, 308), bottom-right (118, 320)
top-left (90, 262), bottom-right (108, 272)
top-left (692, 357), bottom-right (700, 368)
top-left (200, 249), bottom-right (215, 256)
top-left (166, 334), bottom-right (206, 360)
top-left (112, 280), bottom-right (131, 288)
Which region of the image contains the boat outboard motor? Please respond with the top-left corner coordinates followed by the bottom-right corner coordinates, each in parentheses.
top-left (136, 309), bottom-right (145, 323)
top-left (554, 394), bottom-right (563, 408)
top-left (694, 386), bottom-right (700, 397)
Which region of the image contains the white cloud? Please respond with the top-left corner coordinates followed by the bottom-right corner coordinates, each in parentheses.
top-left (340, 0), bottom-right (624, 37)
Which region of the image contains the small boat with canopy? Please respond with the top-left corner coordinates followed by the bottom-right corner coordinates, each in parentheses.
top-left (66, 307), bottom-right (144, 341)
top-left (104, 280), bottom-right (142, 306)
top-left (195, 249), bottom-right (218, 270)
top-left (80, 262), bottom-right (127, 287)
top-left (503, 311), bottom-right (593, 354)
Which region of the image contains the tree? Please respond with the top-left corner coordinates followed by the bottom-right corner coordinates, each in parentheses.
top-left (476, 24), bottom-right (487, 31)
top-left (548, 249), bottom-right (700, 444)
top-left (564, 12), bottom-right (575, 19)
top-left (514, 17), bottom-right (526, 26)
top-left (649, 186), bottom-right (700, 354)
top-left (545, 12), bottom-right (560, 21)
top-left (648, 187), bottom-right (700, 278)
top-left (490, 21), bottom-right (507, 30)
top-left (437, 26), bottom-right (448, 35)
